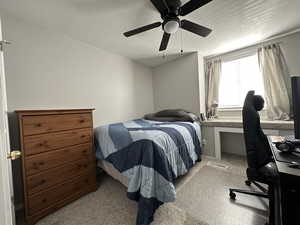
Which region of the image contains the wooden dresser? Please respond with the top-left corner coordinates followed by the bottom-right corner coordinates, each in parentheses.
top-left (16, 109), bottom-right (97, 225)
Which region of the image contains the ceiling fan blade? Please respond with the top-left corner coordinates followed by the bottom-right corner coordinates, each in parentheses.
top-left (150, 0), bottom-right (168, 15)
top-left (159, 32), bottom-right (171, 51)
top-left (179, 0), bottom-right (212, 16)
top-left (123, 22), bottom-right (161, 37)
top-left (181, 19), bottom-right (212, 37)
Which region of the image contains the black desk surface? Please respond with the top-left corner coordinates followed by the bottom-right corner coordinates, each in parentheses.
top-left (268, 136), bottom-right (300, 177)
top-left (268, 136), bottom-right (300, 225)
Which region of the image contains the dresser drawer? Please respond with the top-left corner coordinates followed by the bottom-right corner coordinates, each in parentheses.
top-left (27, 159), bottom-right (94, 195)
top-left (25, 143), bottom-right (92, 176)
top-left (24, 128), bottom-right (92, 156)
top-left (22, 113), bottom-right (92, 136)
top-left (28, 173), bottom-right (96, 216)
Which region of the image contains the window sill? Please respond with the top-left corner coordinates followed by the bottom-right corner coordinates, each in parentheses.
top-left (217, 107), bottom-right (242, 112)
top-left (201, 119), bottom-right (294, 130)
top-left (218, 107), bottom-right (268, 112)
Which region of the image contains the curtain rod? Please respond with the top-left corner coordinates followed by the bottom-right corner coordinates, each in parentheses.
top-left (204, 28), bottom-right (300, 60)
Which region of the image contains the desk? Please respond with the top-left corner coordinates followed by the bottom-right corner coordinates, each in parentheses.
top-left (268, 136), bottom-right (300, 225)
top-left (201, 119), bottom-right (294, 159)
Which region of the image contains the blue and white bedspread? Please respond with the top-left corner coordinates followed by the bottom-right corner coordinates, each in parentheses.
top-left (94, 119), bottom-right (202, 225)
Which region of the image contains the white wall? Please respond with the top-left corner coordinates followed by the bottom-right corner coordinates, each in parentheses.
top-left (1, 14), bottom-right (154, 209)
top-left (281, 31), bottom-right (300, 76)
top-left (2, 15), bottom-right (154, 127)
top-left (152, 53), bottom-right (203, 115)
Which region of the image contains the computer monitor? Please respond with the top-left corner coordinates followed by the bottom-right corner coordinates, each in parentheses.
top-left (291, 76), bottom-right (300, 139)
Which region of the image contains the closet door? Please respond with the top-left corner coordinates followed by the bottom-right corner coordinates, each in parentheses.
top-left (0, 17), bottom-right (15, 225)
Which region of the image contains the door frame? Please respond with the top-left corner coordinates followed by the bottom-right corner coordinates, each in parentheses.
top-left (0, 17), bottom-right (15, 225)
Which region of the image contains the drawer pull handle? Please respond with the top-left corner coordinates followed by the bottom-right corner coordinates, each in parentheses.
top-left (82, 150), bottom-right (87, 153)
top-left (34, 180), bottom-right (46, 187)
top-left (40, 179), bottom-right (46, 184)
top-left (79, 120), bottom-right (85, 123)
top-left (38, 141), bottom-right (48, 147)
top-left (42, 198), bottom-right (47, 203)
top-left (32, 163), bottom-right (39, 169)
top-left (81, 135), bottom-right (86, 138)
top-left (39, 162), bottom-right (45, 166)
top-left (36, 123), bottom-right (42, 127)
top-left (32, 179), bottom-right (46, 189)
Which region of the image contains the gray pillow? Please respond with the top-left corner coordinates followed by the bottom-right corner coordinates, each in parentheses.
top-left (155, 109), bottom-right (186, 117)
top-left (187, 112), bottom-right (200, 122)
top-left (144, 114), bottom-right (186, 122)
top-left (145, 109), bottom-right (199, 122)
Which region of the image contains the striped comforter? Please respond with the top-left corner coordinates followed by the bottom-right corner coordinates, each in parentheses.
top-left (94, 119), bottom-right (202, 225)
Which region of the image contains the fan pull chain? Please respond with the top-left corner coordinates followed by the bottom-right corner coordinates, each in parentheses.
top-left (180, 29), bottom-right (184, 56)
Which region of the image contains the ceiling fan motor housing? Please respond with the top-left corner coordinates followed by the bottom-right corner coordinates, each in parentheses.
top-left (161, 0), bottom-right (182, 19)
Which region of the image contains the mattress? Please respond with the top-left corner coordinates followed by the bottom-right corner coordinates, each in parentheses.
top-left (97, 160), bottom-right (129, 187)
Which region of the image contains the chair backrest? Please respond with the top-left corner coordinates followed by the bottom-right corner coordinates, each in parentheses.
top-left (242, 91), bottom-right (271, 169)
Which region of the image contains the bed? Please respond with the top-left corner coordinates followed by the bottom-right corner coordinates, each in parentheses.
top-left (94, 118), bottom-right (202, 225)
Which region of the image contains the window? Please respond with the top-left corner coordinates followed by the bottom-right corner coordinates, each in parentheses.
top-left (218, 54), bottom-right (265, 108)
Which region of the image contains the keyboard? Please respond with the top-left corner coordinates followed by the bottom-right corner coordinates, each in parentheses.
top-left (284, 135), bottom-right (300, 147)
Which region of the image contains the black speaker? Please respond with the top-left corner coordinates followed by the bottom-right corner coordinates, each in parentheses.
top-left (291, 76), bottom-right (300, 139)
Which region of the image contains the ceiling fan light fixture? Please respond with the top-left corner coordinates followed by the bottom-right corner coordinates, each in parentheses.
top-left (164, 20), bottom-right (179, 34)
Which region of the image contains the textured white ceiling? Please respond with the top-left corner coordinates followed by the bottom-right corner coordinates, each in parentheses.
top-left (0, 0), bottom-right (300, 67)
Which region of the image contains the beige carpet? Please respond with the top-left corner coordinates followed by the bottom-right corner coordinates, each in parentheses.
top-left (35, 155), bottom-right (264, 225)
top-left (175, 165), bottom-right (268, 225)
top-left (36, 167), bottom-right (208, 225)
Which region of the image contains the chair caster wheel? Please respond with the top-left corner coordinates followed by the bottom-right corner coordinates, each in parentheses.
top-left (245, 180), bottom-right (251, 186)
top-left (229, 191), bottom-right (236, 200)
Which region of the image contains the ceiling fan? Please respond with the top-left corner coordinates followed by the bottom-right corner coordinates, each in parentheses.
top-left (123, 0), bottom-right (213, 52)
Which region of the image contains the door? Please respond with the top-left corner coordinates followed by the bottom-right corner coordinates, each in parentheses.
top-left (0, 17), bottom-right (15, 225)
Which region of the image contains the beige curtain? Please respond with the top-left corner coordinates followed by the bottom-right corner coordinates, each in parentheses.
top-left (258, 43), bottom-right (291, 120)
top-left (205, 59), bottom-right (221, 118)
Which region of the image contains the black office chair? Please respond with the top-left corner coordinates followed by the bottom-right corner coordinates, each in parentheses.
top-left (229, 91), bottom-right (280, 225)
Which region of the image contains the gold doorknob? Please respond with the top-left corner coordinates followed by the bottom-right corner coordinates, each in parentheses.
top-left (7, 151), bottom-right (22, 160)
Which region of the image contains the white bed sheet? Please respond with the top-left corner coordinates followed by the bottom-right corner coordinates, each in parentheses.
top-left (97, 160), bottom-right (129, 187)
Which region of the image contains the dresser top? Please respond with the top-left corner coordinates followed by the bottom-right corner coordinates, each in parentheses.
top-left (15, 108), bottom-right (95, 115)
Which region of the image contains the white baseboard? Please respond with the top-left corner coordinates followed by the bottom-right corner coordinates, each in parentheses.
top-left (202, 154), bottom-right (218, 161)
